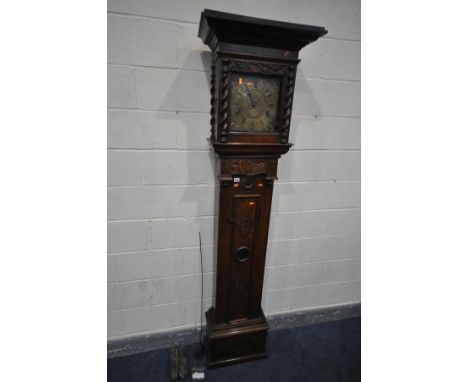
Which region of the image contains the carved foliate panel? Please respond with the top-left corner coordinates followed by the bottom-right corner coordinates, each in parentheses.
top-left (227, 60), bottom-right (290, 75)
top-left (220, 158), bottom-right (278, 179)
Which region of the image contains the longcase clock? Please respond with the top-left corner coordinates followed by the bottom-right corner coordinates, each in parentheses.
top-left (198, 9), bottom-right (327, 368)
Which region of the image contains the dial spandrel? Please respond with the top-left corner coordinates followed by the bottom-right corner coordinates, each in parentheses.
top-left (230, 75), bottom-right (280, 132)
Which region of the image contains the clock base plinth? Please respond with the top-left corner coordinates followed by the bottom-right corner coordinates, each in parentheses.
top-left (204, 307), bottom-right (269, 368)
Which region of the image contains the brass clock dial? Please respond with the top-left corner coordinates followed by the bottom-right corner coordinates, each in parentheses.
top-left (230, 74), bottom-right (280, 132)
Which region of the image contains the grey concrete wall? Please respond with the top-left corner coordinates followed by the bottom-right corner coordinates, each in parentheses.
top-left (108, 0), bottom-right (361, 339)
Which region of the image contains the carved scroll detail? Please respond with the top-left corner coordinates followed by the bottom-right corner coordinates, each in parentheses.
top-left (220, 158), bottom-right (278, 179)
top-left (231, 159), bottom-right (268, 175)
top-left (230, 159), bottom-right (275, 175)
top-left (228, 60), bottom-right (288, 75)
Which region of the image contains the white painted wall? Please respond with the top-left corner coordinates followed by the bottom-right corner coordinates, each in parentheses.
top-left (108, 0), bottom-right (361, 340)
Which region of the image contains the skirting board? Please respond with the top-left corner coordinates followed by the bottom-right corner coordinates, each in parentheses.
top-left (107, 302), bottom-right (360, 359)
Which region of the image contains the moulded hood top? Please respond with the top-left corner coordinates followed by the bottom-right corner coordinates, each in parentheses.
top-left (198, 9), bottom-right (328, 52)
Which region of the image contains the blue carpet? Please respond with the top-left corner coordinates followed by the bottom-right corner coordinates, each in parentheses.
top-left (108, 317), bottom-right (360, 381)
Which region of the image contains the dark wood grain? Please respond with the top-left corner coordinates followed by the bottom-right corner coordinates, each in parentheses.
top-left (198, 9), bottom-right (326, 368)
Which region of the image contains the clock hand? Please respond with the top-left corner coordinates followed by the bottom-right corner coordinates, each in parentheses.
top-left (238, 84), bottom-right (256, 108)
top-left (247, 92), bottom-right (256, 108)
top-left (240, 84), bottom-right (254, 107)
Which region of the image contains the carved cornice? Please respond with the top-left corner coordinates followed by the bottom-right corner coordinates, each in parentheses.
top-left (198, 9), bottom-right (328, 52)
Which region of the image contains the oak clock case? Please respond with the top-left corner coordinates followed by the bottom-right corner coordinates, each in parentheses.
top-left (198, 9), bottom-right (327, 368)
